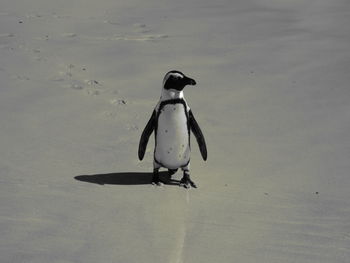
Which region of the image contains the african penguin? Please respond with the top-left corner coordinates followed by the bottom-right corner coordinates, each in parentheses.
top-left (138, 70), bottom-right (207, 188)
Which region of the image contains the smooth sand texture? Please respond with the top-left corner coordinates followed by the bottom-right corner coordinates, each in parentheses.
top-left (1, 0), bottom-right (350, 262)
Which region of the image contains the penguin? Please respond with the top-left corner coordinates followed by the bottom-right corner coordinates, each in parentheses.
top-left (138, 70), bottom-right (207, 188)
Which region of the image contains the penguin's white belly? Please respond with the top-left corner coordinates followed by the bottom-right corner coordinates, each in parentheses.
top-left (155, 103), bottom-right (190, 169)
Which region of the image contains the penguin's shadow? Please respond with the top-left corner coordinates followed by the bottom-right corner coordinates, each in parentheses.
top-left (74, 171), bottom-right (180, 186)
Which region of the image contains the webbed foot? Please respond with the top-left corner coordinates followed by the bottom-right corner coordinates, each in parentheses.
top-left (152, 168), bottom-right (166, 186)
top-left (179, 173), bottom-right (197, 189)
top-left (152, 179), bottom-right (164, 186)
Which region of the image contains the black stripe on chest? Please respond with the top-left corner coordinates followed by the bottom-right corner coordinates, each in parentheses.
top-left (158, 98), bottom-right (187, 114)
top-left (155, 98), bottom-right (190, 136)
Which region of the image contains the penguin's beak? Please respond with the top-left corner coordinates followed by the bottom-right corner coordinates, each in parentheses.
top-left (185, 76), bottom-right (196, 86)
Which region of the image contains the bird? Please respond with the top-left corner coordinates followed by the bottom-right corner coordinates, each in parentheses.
top-left (138, 70), bottom-right (207, 188)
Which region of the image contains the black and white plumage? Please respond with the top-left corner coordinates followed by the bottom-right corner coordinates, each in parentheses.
top-left (138, 70), bottom-right (207, 188)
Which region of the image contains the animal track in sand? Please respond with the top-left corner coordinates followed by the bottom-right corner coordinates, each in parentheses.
top-left (62, 81), bottom-right (84, 90)
top-left (79, 33), bottom-right (169, 42)
top-left (50, 76), bottom-right (65, 82)
top-left (11, 74), bottom-right (30, 81)
top-left (103, 20), bottom-right (120, 25)
top-left (86, 89), bottom-right (100, 96)
top-left (52, 13), bottom-right (71, 19)
top-left (0, 33), bottom-right (15, 38)
top-left (53, 63), bottom-right (105, 97)
top-left (110, 99), bottom-right (127, 106)
top-left (0, 45), bottom-right (14, 51)
top-left (85, 79), bottom-right (102, 86)
top-left (85, 79), bottom-right (103, 96)
top-left (34, 35), bottom-right (50, 41)
top-left (25, 13), bottom-right (43, 19)
top-left (133, 23), bottom-right (152, 33)
top-left (77, 21), bottom-right (168, 42)
top-left (114, 34), bottom-right (168, 41)
top-left (62, 80), bottom-right (103, 96)
top-left (133, 23), bottom-right (146, 28)
top-left (62, 33), bottom-right (77, 38)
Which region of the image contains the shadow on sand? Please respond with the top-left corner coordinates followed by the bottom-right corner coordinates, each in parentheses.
top-left (74, 171), bottom-right (180, 186)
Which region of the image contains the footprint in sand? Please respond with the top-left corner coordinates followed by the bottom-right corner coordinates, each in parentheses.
top-left (12, 74), bottom-right (30, 81)
top-left (0, 45), bottom-right (14, 51)
top-left (110, 98), bottom-right (127, 106)
top-left (62, 80), bottom-right (102, 95)
top-left (67, 80), bottom-right (103, 96)
top-left (86, 89), bottom-right (100, 96)
top-left (138, 28), bottom-right (152, 33)
top-left (103, 20), bottom-right (120, 25)
top-left (132, 23), bottom-right (169, 40)
top-left (62, 33), bottom-right (77, 38)
top-left (97, 21), bottom-right (168, 42)
top-left (133, 23), bottom-right (152, 33)
top-left (54, 63), bottom-right (104, 96)
top-left (50, 76), bottom-right (65, 82)
top-left (26, 13), bottom-right (43, 19)
top-left (0, 33), bottom-right (15, 38)
top-left (134, 23), bottom-right (146, 28)
top-left (52, 13), bottom-right (71, 19)
top-left (31, 49), bottom-right (47, 61)
top-left (62, 80), bottom-right (84, 90)
top-left (85, 79), bottom-right (103, 95)
top-left (115, 34), bottom-right (168, 41)
top-left (85, 79), bottom-right (102, 87)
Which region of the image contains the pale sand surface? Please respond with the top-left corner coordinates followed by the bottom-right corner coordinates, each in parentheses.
top-left (1, 0), bottom-right (350, 262)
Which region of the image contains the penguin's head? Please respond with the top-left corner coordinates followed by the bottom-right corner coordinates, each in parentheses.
top-left (162, 70), bottom-right (196, 91)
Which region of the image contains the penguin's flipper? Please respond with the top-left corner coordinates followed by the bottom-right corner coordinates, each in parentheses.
top-left (138, 110), bottom-right (156, 160)
top-left (189, 110), bottom-right (207, 161)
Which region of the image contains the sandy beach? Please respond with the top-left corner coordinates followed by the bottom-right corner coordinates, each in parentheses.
top-left (1, 0), bottom-right (350, 262)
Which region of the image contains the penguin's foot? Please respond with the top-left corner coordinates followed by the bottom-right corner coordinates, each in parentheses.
top-left (152, 168), bottom-right (163, 186)
top-left (179, 175), bottom-right (197, 189)
top-left (151, 176), bottom-right (165, 186)
top-left (152, 180), bottom-right (163, 186)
